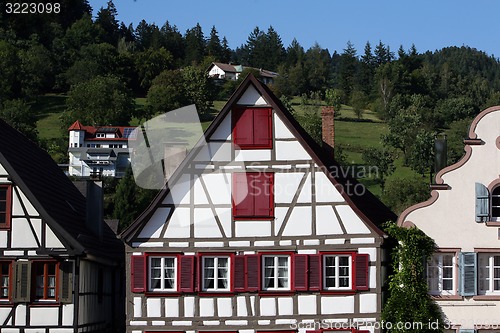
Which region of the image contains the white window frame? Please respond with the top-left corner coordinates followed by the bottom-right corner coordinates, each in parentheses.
top-left (201, 256), bottom-right (231, 292)
top-left (427, 253), bottom-right (456, 296)
top-left (491, 187), bottom-right (500, 221)
top-left (323, 254), bottom-right (352, 290)
top-left (478, 253), bottom-right (500, 295)
top-left (262, 255), bottom-right (290, 291)
top-left (148, 256), bottom-right (177, 292)
top-left (96, 133), bottom-right (105, 138)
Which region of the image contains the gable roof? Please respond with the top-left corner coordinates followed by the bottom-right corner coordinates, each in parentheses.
top-left (121, 74), bottom-right (395, 241)
top-left (211, 62), bottom-right (239, 73)
top-left (0, 119), bottom-right (122, 260)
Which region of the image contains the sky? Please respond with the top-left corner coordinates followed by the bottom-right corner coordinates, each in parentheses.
top-left (88, 0), bottom-right (500, 58)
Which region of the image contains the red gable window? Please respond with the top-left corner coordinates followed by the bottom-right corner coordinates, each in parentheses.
top-left (232, 172), bottom-right (274, 219)
top-left (232, 107), bottom-right (272, 149)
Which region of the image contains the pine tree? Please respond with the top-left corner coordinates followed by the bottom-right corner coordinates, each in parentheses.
top-left (339, 41), bottom-right (358, 100)
top-left (206, 26), bottom-right (223, 61)
top-left (184, 23), bottom-right (205, 65)
top-left (95, 0), bottom-right (120, 45)
top-left (221, 37), bottom-right (232, 63)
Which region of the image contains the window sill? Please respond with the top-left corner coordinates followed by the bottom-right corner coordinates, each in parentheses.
top-left (430, 295), bottom-right (462, 300)
top-left (29, 301), bottom-right (60, 307)
top-left (320, 290), bottom-right (356, 295)
top-left (473, 295), bottom-right (500, 300)
top-left (234, 145), bottom-right (273, 150)
top-left (233, 217), bottom-right (275, 221)
top-left (259, 291), bottom-right (295, 297)
top-left (145, 292), bottom-right (181, 297)
top-left (199, 292), bottom-right (235, 297)
top-left (485, 221), bottom-right (500, 226)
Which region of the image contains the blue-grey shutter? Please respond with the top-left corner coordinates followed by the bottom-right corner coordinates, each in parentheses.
top-left (475, 182), bottom-right (489, 222)
top-left (459, 252), bottom-right (477, 296)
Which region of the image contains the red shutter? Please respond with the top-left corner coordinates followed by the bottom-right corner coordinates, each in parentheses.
top-left (246, 255), bottom-right (259, 291)
top-left (131, 255), bottom-right (146, 293)
top-left (179, 256), bottom-right (195, 292)
top-left (233, 108), bottom-right (254, 148)
top-left (294, 254), bottom-right (308, 291)
top-left (308, 254), bottom-right (321, 291)
top-left (233, 173), bottom-right (254, 217)
top-left (254, 173), bottom-right (274, 217)
top-left (253, 108), bottom-right (272, 148)
top-left (233, 256), bottom-right (246, 292)
top-left (354, 253), bottom-right (369, 291)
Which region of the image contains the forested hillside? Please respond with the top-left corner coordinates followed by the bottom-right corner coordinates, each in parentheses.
top-left (2, 0), bottom-right (500, 224)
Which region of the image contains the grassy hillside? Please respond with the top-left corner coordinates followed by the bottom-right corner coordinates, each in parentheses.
top-left (34, 94), bottom-right (421, 199)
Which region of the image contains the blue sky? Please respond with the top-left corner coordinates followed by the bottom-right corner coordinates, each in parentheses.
top-left (88, 0), bottom-right (500, 58)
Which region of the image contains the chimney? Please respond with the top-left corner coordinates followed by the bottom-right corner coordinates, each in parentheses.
top-left (86, 171), bottom-right (104, 240)
top-left (321, 106), bottom-right (335, 157)
top-left (163, 141), bottom-right (188, 181)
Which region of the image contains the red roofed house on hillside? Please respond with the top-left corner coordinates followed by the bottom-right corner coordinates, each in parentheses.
top-left (68, 121), bottom-right (136, 178)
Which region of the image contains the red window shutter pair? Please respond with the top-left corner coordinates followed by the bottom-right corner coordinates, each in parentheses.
top-left (233, 108), bottom-right (272, 149)
top-left (298, 253), bottom-right (370, 291)
top-left (131, 255), bottom-right (197, 293)
top-left (233, 254), bottom-right (259, 292)
top-left (232, 173), bottom-right (274, 219)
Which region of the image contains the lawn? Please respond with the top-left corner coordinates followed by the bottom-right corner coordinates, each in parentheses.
top-left (33, 94), bottom-right (68, 140)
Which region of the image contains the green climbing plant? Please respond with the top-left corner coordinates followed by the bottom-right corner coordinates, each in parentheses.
top-left (382, 222), bottom-right (444, 333)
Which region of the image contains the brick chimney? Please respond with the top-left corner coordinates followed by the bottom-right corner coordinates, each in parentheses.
top-left (321, 106), bottom-right (335, 157)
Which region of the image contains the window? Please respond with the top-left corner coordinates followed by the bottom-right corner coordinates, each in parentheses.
top-left (0, 262), bottom-right (10, 299)
top-left (202, 256), bottom-right (230, 291)
top-left (149, 257), bottom-right (177, 292)
top-left (262, 255), bottom-right (290, 290)
top-left (33, 262), bottom-right (57, 300)
top-left (427, 253), bottom-right (456, 295)
top-left (232, 172), bottom-right (274, 219)
top-left (96, 133), bottom-right (105, 138)
top-left (232, 107), bottom-right (272, 149)
top-left (0, 185), bottom-right (12, 229)
top-left (479, 254), bottom-right (500, 294)
top-left (323, 255), bottom-right (352, 290)
top-left (492, 187), bottom-right (500, 220)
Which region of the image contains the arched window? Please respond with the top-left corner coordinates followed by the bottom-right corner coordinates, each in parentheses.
top-left (492, 186), bottom-right (500, 219)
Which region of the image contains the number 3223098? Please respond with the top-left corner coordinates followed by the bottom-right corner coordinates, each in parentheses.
top-left (5, 2), bottom-right (61, 14)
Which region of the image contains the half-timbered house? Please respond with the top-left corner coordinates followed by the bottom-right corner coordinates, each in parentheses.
top-left (0, 119), bottom-right (124, 332)
top-left (398, 106), bottom-right (500, 332)
top-left (122, 74), bottom-right (395, 333)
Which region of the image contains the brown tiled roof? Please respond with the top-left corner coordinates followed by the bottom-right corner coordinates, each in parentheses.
top-left (0, 119), bottom-right (123, 260)
top-left (122, 74), bottom-right (395, 240)
top-left (212, 62), bottom-right (239, 73)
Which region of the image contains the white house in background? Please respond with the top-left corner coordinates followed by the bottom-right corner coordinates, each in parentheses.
top-left (121, 74), bottom-right (395, 333)
top-left (0, 119), bottom-right (124, 332)
top-left (68, 120), bottom-right (135, 178)
top-left (398, 105), bottom-right (500, 332)
top-left (207, 62), bottom-right (279, 84)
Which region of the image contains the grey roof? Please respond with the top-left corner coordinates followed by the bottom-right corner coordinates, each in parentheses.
top-left (0, 119), bottom-right (123, 260)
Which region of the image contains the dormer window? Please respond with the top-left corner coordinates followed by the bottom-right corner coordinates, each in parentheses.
top-left (96, 133), bottom-right (105, 138)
